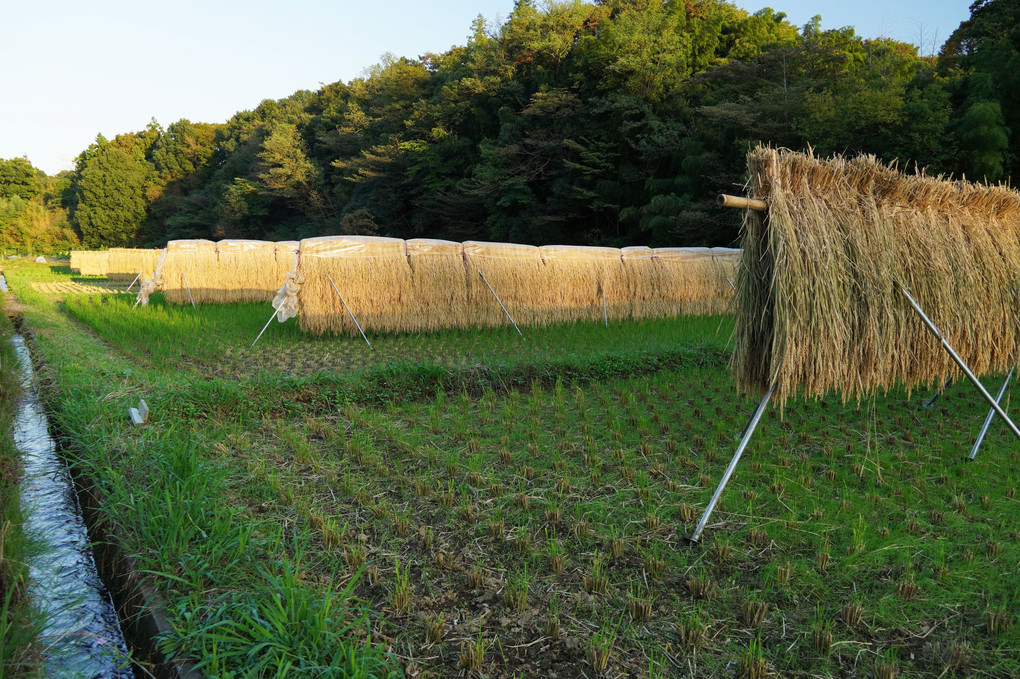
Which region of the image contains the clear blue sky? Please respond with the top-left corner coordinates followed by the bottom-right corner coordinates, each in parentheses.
top-left (0, 0), bottom-right (972, 176)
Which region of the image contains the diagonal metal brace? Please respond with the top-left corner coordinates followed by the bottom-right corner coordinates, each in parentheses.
top-left (689, 381), bottom-right (776, 543)
top-left (900, 285), bottom-right (1020, 443)
top-left (922, 377), bottom-right (953, 409)
top-left (327, 275), bottom-right (372, 348)
top-left (970, 367), bottom-right (1014, 460)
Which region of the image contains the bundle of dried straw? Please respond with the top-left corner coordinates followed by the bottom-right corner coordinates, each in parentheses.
top-left (72, 250), bottom-right (109, 276)
top-left (732, 146), bottom-right (1020, 404)
top-left (154, 240), bottom-right (217, 305)
top-left (463, 241), bottom-right (546, 327)
top-left (211, 240), bottom-right (286, 303)
top-left (106, 248), bottom-right (162, 282)
top-left (275, 241), bottom-right (300, 277)
top-left (621, 246), bottom-right (664, 318)
top-left (539, 245), bottom-right (627, 323)
top-left (654, 247), bottom-right (739, 316)
top-left (296, 235), bottom-right (413, 334)
top-left (406, 239), bottom-right (470, 331)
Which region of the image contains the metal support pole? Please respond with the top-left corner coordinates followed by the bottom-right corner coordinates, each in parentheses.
top-left (181, 273), bottom-right (196, 308)
top-left (922, 377), bottom-right (953, 409)
top-left (126, 271), bottom-right (142, 292)
top-left (901, 286), bottom-right (1020, 442)
top-left (970, 367), bottom-right (1014, 460)
top-left (602, 288), bottom-right (608, 327)
top-left (327, 276), bottom-right (371, 348)
top-left (479, 270), bottom-right (523, 338)
top-left (250, 306), bottom-right (280, 349)
top-left (689, 382), bottom-right (776, 543)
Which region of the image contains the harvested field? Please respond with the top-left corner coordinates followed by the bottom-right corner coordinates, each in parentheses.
top-left (32, 280), bottom-right (125, 295)
top-left (6, 261), bottom-right (1017, 679)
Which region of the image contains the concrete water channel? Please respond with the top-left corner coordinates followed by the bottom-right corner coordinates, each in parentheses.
top-left (6, 271), bottom-right (134, 678)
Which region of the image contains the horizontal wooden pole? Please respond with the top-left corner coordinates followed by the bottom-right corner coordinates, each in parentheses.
top-left (718, 194), bottom-right (766, 211)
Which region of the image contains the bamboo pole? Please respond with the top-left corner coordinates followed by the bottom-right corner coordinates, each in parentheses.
top-left (718, 194), bottom-right (766, 211)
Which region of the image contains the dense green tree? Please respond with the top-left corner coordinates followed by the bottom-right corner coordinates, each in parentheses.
top-left (941, 0), bottom-right (1020, 179)
top-left (61, 0), bottom-right (1001, 249)
top-left (0, 163), bottom-right (77, 253)
top-left (0, 157), bottom-right (41, 200)
top-left (72, 136), bottom-right (152, 247)
top-left (955, 99), bottom-right (1009, 180)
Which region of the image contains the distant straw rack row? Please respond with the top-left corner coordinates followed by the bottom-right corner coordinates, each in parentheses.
top-left (143, 240), bottom-right (299, 305)
top-left (70, 248), bottom-right (162, 280)
top-left (140, 236), bottom-right (739, 334)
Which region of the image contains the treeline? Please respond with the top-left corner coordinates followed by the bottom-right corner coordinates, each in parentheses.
top-left (0, 157), bottom-right (77, 253)
top-left (13, 0), bottom-right (1020, 252)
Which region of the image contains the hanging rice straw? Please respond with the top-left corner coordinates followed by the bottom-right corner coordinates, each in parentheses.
top-left (156, 240), bottom-right (217, 305)
top-left (621, 246), bottom-right (662, 318)
top-left (274, 241), bottom-right (300, 282)
top-left (211, 240), bottom-right (286, 303)
top-left (463, 241), bottom-right (544, 327)
top-left (732, 145), bottom-right (1020, 405)
top-left (106, 248), bottom-right (162, 282)
top-left (296, 235), bottom-right (412, 334)
top-left (75, 251), bottom-right (110, 276)
top-left (406, 239), bottom-right (469, 331)
top-left (538, 245), bottom-right (625, 324)
top-left (652, 247), bottom-right (729, 316)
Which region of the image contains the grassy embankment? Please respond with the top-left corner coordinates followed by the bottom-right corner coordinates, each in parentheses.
top-left (4, 260), bottom-right (1019, 678)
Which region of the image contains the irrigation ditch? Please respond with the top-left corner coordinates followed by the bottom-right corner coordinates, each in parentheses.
top-left (4, 273), bottom-right (202, 679)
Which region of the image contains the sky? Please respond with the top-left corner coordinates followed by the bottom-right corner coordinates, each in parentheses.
top-left (1, 0), bottom-right (973, 177)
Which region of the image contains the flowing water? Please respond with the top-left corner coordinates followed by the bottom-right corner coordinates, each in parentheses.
top-left (8, 272), bottom-right (134, 677)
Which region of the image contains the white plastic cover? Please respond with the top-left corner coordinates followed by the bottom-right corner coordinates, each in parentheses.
top-left (539, 245), bottom-right (622, 262)
top-left (215, 239), bottom-right (276, 254)
top-left (165, 239), bottom-right (216, 252)
top-left (272, 271), bottom-right (304, 322)
top-left (620, 246), bottom-right (655, 260)
top-left (652, 247), bottom-right (715, 263)
top-left (406, 238), bottom-right (463, 256)
top-left (299, 235), bottom-right (407, 259)
top-left (463, 241), bottom-right (541, 260)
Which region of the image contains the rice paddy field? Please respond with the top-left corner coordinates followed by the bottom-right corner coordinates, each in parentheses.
top-left (4, 261), bottom-right (1019, 678)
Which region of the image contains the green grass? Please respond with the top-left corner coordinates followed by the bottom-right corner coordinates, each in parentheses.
top-left (56, 281), bottom-right (733, 379)
top-left (3, 260), bottom-right (1019, 678)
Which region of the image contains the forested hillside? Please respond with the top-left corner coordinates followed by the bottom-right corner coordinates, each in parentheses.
top-left (6, 0), bottom-right (1019, 252)
top-left (0, 157), bottom-right (77, 254)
